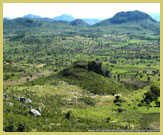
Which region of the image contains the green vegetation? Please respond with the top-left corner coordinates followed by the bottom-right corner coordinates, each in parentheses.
top-left (141, 85), bottom-right (160, 106)
top-left (3, 10), bottom-right (160, 132)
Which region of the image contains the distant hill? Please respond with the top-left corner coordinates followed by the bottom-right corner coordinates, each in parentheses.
top-left (110, 10), bottom-right (156, 24)
top-left (94, 10), bottom-right (160, 33)
top-left (4, 11), bottom-right (160, 24)
top-left (23, 15), bottom-right (56, 22)
top-left (23, 14), bottom-right (41, 19)
top-left (4, 18), bottom-right (43, 28)
top-left (58, 61), bottom-right (124, 95)
top-left (22, 14), bottom-right (102, 25)
top-left (96, 10), bottom-right (156, 26)
top-left (53, 14), bottom-right (75, 22)
top-left (22, 14), bottom-right (76, 22)
top-left (3, 10), bottom-right (160, 34)
top-left (3, 18), bottom-right (71, 34)
top-left (70, 19), bottom-right (88, 26)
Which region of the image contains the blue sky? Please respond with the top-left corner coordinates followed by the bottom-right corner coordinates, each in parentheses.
top-left (3, 3), bottom-right (160, 19)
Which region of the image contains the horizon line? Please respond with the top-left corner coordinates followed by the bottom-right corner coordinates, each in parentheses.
top-left (3, 10), bottom-right (160, 20)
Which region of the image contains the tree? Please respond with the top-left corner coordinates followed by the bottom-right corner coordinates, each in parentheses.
top-left (143, 85), bottom-right (160, 105)
top-left (150, 85), bottom-right (160, 97)
top-left (147, 77), bottom-right (150, 82)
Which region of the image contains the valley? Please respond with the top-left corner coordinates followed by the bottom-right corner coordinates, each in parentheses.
top-left (3, 10), bottom-right (160, 132)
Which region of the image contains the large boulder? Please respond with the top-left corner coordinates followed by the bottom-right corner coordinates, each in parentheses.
top-left (19, 97), bottom-right (26, 102)
top-left (19, 97), bottom-right (32, 103)
top-left (29, 109), bottom-right (41, 117)
top-left (25, 99), bottom-right (32, 104)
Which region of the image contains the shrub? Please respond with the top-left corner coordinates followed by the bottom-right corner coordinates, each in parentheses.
top-left (142, 85), bottom-right (160, 105)
top-left (79, 97), bottom-right (96, 106)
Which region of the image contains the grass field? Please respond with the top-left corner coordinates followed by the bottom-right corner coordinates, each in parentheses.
top-left (3, 10), bottom-right (160, 132)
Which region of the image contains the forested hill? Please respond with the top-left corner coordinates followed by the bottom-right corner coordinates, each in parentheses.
top-left (3, 10), bottom-right (160, 35)
top-left (94, 10), bottom-right (160, 34)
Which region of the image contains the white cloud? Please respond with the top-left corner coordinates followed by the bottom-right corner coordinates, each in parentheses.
top-left (3, 3), bottom-right (160, 19)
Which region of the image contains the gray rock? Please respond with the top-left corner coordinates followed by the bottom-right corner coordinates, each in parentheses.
top-left (25, 99), bottom-right (32, 104)
top-left (3, 93), bottom-right (7, 100)
top-left (29, 109), bottom-right (41, 117)
top-left (38, 106), bottom-right (42, 112)
top-left (19, 97), bottom-right (26, 103)
top-left (19, 97), bottom-right (32, 103)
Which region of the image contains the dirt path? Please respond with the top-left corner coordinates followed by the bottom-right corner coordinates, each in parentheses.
top-left (3, 72), bottom-right (52, 86)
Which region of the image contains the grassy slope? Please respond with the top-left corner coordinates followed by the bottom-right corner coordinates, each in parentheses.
top-left (3, 14), bottom-right (160, 131)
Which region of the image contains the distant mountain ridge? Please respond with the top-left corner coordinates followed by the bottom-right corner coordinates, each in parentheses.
top-left (53, 14), bottom-right (75, 22)
top-left (20, 14), bottom-right (102, 25)
top-left (3, 11), bottom-right (160, 34)
top-left (4, 11), bottom-right (159, 25)
top-left (23, 14), bottom-right (41, 19)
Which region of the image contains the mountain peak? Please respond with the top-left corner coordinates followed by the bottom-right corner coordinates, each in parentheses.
top-left (53, 14), bottom-right (75, 22)
top-left (70, 19), bottom-right (88, 26)
top-left (110, 10), bottom-right (156, 24)
top-left (23, 14), bottom-right (41, 18)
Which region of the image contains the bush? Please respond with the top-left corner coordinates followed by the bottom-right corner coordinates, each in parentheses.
top-left (113, 95), bottom-right (122, 104)
top-left (150, 85), bottom-right (160, 97)
top-left (79, 97), bottom-right (96, 106)
top-left (4, 114), bottom-right (31, 132)
top-left (143, 85), bottom-right (160, 105)
top-left (155, 97), bottom-right (160, 107)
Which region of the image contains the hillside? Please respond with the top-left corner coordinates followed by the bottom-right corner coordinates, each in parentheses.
top-left (70, 19), bottom-right (89, 26)
top-left (3, 10), bottom-right (160, 35)
top-left (3, 10), bottom-right (160, 132)
top-left (94, 10), bottom-right (160, 34)
top-left (3, 18), bottom-right (71, 34)
top-left (58, 61), bottom-right (125, 95)
top-left (110, 10), bottom-right (156, 24)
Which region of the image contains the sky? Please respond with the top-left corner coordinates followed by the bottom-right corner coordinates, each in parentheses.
top-left (3, 3), bottom-right (160, 19)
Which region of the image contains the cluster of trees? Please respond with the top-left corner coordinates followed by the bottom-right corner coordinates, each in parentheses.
top-left (140, 85), bottom-right (160, 107)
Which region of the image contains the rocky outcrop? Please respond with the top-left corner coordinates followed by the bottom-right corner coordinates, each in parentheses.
top-left (19, 97), bottom-right (32, 103)
top-left (29, 109), bottom-right (41, 117)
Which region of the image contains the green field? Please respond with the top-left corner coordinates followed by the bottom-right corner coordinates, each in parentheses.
top-left (3, 10), bottom-right (160, 132)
